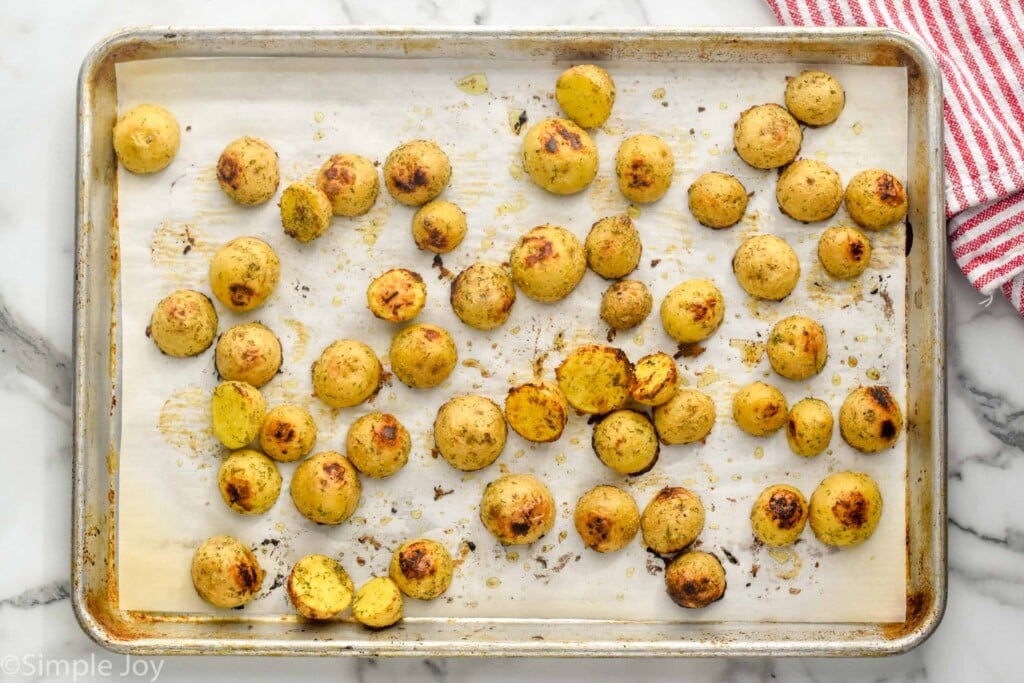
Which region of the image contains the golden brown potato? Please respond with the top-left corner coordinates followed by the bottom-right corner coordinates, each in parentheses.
top-left (593, 409), bottom-right (660, 475)
top-left (259, 404), bottom-right (317, 463)
top-left (584, 214), bottom-right (642, 280)
top-left (664, 551), bottom-right (726, 609)
top-left (215, 322), bottom-right (282, 388)
top-left (809, 471), bottom-right (883, 546)
top-left (280, 182), bottom-right (333, 243)
top-left (776, 159), bottom-right (844, 223)
top-left (732, 381), bottom-right (789, 436)
top-left (555, 64), bottom-right (616, 129)
top-left (317, 153), bottom-right (379, 217)
top-left (210, 380), bottom-right (266, 450)
top-left (504, 380), bottom-right (569, 443)
top-left (352, 577), bottom-right (403, 628)
top-left (839, 386), bottom-right (903, 453)
top-left (600, 280), bottom-right (653, 330)
top-left (630, 352), bottom-right (679, 406)
top-left (311, 339), bottom-right (382, 408)
top-left (389, 539), bottom-right (453, 600)
top-left (660, 279), bottom-right (726, 343)
top-left (732, 234), bottom-right (800, 301)
top-left (113, 104), bottom-right (180, 174)
top-left (845, 168), bottom-right (908, 230)
top-left (148, 289), bottom-right (218, 357)
top-left (641, 486), bottom-right (705, 555)
top-left (480, 474), bottom-right (556, 545)
top-left (216, 136), bottom-right (280, 205)
top-left (434, 395), bottom-right (507, 471)
top-left (217, 448), bottom-right (282, 515)
top-left (191, 535), bottom-right (264, 608)
top-left (652, 388), bottom-right (716, 445)
top-left (785, 70), bottom-right (845, 127)
top-left (290, 451), bottom-right (362, 525)
top-left (733, 104), bottom-right (802, 169)
top-left (450, 262), bottom-right (516, 330)
top-left (786, 398), bottom-right (833, 457)
top-left (556, 344), bottom-right (634, 415)
top-left (209, 237), bottom-right (281, 313)
top-left (346, 412), bottom-right (411, 478)
top-left (574, 485), bottom-right (640, 553)
top-left (510, 224), bottom-right (587, 303)
top-left (767, 315), bottom-right (828, 381)
top-left (366, 269), bottom-right (427, 323)
top-left (818, 226), bottom-right (872, 279)
top-left (615, 134), bottom-right (675, 204)
top-left (750, 484), bottom-right (808, 547)
top-left (687, 171), bottom-right (749, 229)
top-left (287, 554), bottom-right (355, 620)
top-left (383, 140), bottom-right (451, 206)
top-left (521, 118), bottom-right (599, 194)
top-left (389, 323), bottom-right (458, 389)
top-left (411, 200), bottom-right (468, 254)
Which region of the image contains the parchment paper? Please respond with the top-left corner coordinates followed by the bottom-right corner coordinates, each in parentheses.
top-left (116, 55), bottom-right (908, 621)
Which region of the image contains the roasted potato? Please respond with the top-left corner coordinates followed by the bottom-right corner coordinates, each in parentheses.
top-left (767, 315), bottom-right (828, 381)
top-left (687, 171), bottom-right (749, 229)
top-left (352, 577), bottom-right (403, 628)
top-left (217, 448), bottom-right (282, 515)
top-left (215, 321), bottom-right (282, 388)
top-left (521, 118), bottom-right (599, 194)
top-left (750, 484), bottom-right (808, 547)
top-left (600, 280), bottom-right (653, 331)
top-left (389, 323), bottom-right (458, 389)
top-left (510, 224), bottom-right (587, 303)
top-left (259, 404), bottom-right (317, 462)
top-left (290, 451), bottom-right (362, 525)
top-left (216, 136), bottom-right (280, 205)
top-left (786, 398), bottom-right (833, 457)
top-left (286, 554), bottom-right (355, 620)
top-left (573, 485), bottom-right (640, 553)
top-left (809, 471), bottom-right (883, 546)
top-left (411, 200), bottom-right (468, 254)
top-left (383, 140), bottom-right (451, 206)
top-left (845, 168), bottom-right (908, 230)
top-left (732, 381), bottom-right (789, 436)
top-left (732, 234), bottom-right (800, 301)
top-left (652, 388), bottom-right (716, 445)
top-left (209, 237), bottom-right (281, 313)
top-left (346, 412), bottom-right (411, 478)
top-left (818, 226), bottom-right (872, 279)
top-left (210, 380), bottom-right (266, 449)
top-left (776, 159), bottom-right (844, 223)
top-left (664, 551), bottom-right (726, 609)
top-left (630, 352), bottom-right (679, 406)
top-left (191, 535), bottom-right (264, 608)
top-left (584, 214), bottom-right (642, 280)
top-left (593, 409), bottom-right (659, 475)
top-left (480, 474), bottom-right (556, 545)
top-left (504, 380), bottom-right (569, 443)
top-left (280, 182), bottom-right (333, 242)
top-left (366, 268), bottom-right (427, 323)
top-left (317, 153), bottom-right (379, 217)
top-left (434, 395), bottom-right (507, 471)
top-left (555, 344), bottom-right (634, 415)
top-left (148, 289), bottom-right (218, 357)
top-left (733, 103), bottom-right (802, 169)
top-left (640, 486), bottom-right (705, 555)
top-left (615, 134), bottom-right (675, 204)
top-left (113, 104), bottom-right (180, 174)
top-left (660, 279), bottom-right (726, 344)
top-left (450, 262), bottom-right (516, 330)
top-left (839, 386), bottom-right (903, 453)
top-left (785, 70), bottom-right (845, 126)
top-left (311, 339), bottom-right (382, 408)
top-left (389, 539), bottom-right (453, 600)
top-left (555, 64), bottom-right (616, 129)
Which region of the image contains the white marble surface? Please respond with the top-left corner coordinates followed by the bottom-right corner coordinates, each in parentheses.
top-left (2, 0), bottom-right (1022, 680)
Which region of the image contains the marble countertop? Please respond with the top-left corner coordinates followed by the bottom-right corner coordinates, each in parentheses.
top-left (3, 0), bottom-right (1022, 680)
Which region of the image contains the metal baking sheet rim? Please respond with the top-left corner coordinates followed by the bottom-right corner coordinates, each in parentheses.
top-left (72, 26), bottom-right (946, 657)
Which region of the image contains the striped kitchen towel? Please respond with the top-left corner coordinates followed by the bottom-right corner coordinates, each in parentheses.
top-left (766, 0), bottom-right (1024, 313)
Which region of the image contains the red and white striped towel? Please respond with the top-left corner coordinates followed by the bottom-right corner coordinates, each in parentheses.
top-left (766, 0), bottom-right (1024, 313)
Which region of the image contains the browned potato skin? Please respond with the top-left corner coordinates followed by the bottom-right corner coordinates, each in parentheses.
top-left (510, 224), bottom-right (587, 303)
top-left (216, 136), bottom-right (280, 205)
top-left (259, 404), bottom-right (317, 462)
top-left (521, 118), bottom-right (599, 195)
top-left (433, 395), bottom-right (507, 471)
top-left (776, 159), bottom-right (844, 223)
top-left (311, 340), bottom-right (382, 408)
top-left (688, 172), bottom-right (749, 229)
top-left (450, 262), bottom-right (516, 331)
top-left (664, 551), bottom-right (726, 609)
top-left (733, 104), bottom-right (802, 169)
top-left (290, 451), bottom-right (362, 525)
top-left (845, 168), bottom-right (908, 230)
top-left (346, 412), bottom-right (411, 478)
top-left (215, 322), bottom-right (283, 388)
top-left (383, 140), bottom-right (451, 207)
top-left (411, 201), bottom-right (467, 254)
top-left (750, 484), bottom-right (808, 547)
top-left (366, 269), bottom-right (427, 323)
top-left (584, 214), bottom-right (642, 280)
top-left (641, 486), bottom-right (706, 555)
top-left (630, 352), bottom-right (679, 407)
top-left (148, 289), bottom-right (218, 357)
top-left (217, 448), bottom-right (282, 515)
top-left (818, 226), bottom-right (872, 279)
top-left (280, 182), bottom-right (333, 243)
top-left (767, 315), bottom-right (828, 381)
top-left (786, 398), bottom-right (833, 457)
top-left (615, 134), bottom-right (675, 204)
top-left (732, 381), bottom-right (789, 436)
top-left (809, 471), bottom-right (883, 546)
top-left (389, 539), bottom-right (453, 600)
top-left (504, 380), bottom-right (569, 443)
top-left (209, 237), bottom-right (281, 313)
top-left (317, 153), bottom-right (379, 217)
top-left (652, 388), bottom-right (716, 445)
top-left (592, 409), bottom-right (660, 475)
top-left (839, 386), bottom-right (903, 453)
top-left (191, 535), bottom-right (264, 608)
top-left (600, 280), bottom-right (653, 330)
top-left (660, 279), bottom-right (726, 344)
top-left (480, 474), bottom-right (556, 545)
top-left (555, 344), bottom-right (635, 415)
top-left (574, 485), bottom-right (640, 553)
top-left (785, 70), bottom-right (845, 126)
top-left (389, 324), bottom-right (458, 389)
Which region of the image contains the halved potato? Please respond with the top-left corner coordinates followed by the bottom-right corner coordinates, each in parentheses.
top-left (504, 380), bottom-right (569, 443)
top-left (352, 577), bottom-right (403, 628)
top-left (555, 344), bottom-right (634, 415)
top-left (286, 554), bottom-right (355, 620)
top-left (210, 380), bottom-right (266, 449)
top-left (630, 352), bottom-right (679, 406)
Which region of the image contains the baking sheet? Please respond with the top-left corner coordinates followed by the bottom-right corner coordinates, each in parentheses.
top-left (115, 55), bottom-right (908, 622)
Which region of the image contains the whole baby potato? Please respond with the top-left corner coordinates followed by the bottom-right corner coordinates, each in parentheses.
top-left (286, 554), bottom-right (355, 620)
top-left (217, 448), bottom-right (282, 515)
top-left (191, 535), bottom-right (264, 608)
top-left (555, 64), bottom-right (616, 129)
top-left (660, 279), bottom-right (726, 343)
top-left (776, 159), bottom-right (844, 223)
top-left (215, 321), bottom-right (282, 388)
top-left (383, 140), bottom-right (451, 206)
top-left (786, 398), bottom-right (833, 457)
top-left (592, 409), bottom-right (660, 475)
top-left (556, 344), bottom-right (634, 415)
top-left (688, 171), bottom-right (749, 229)
top-left (317, 153), bottom-right (379, 217)
top-left (733, 103), bottom-right (802, 169)
top-left (209, 236), bottom-right (281, 312)
top-left (630, 352), bottom-right (679, 407)
top-left (346, 412), bottom-right (411, 478)
top-left (652, 388), bottom-right (716, 445)
top-left (750, 483), bottom-right (808, 547)
top-left (113, 104), bottom-right (180, 174)
top-left (290, 451), bottom-right (362, 525)
top-left (521, 117), bottom-right (599, 195)
top-left (732, 381), bottom-right (789, 436)
top-left (411, 200), bottom-right (468, 254)
top-left (839, 386), bottom-right (903, 453)
top-left (504, 380), bottom-right (569, 443)
top-left (280, 182), bottom-right (333, 243)
top-left (845, 168), bottom-right (908, 230)
top-left (732, 234), bottom-right (801, 301)
top-left (366, 269), bottom-right (427, 323)
top-left (311, 339), bottom-right (382, 408)
top-left (148, 289), bottom-right (218, 357)
top-left (818, 226), bottom-right (872, 279)
top-left (352, 577), bottom-right (403, 628)
top-left (389, 323), bottom-right (458, 389)
top-left (615, 134), bottom-right (675, 204)
top-left (664, 551), bottom-right (726, 609)
top-left (584, 214), bottom-right (642, 280)
top-left (450, 262), bottom-right (516, 330)
top-left (809, 471), bottom-right (883, 546)
top-left (217, 136), bottom-right (280, 205)
top-left (600, 280), bottom-right (653, 330)
top-left (480, 474), bottom-right (556, 545)
top-left (510, 224), bottom-right (587, 303)
top-left (573, 485), bottom-right (640, 553)
top-left (640, 486), bottom-right (706, 555)
top-left (785, 70), bottom-right (845, 127)
top-left (767, 315), bottom-right (828, 381)
top-left (389, 539), bottom-right (453, 600)
top-left (259, 404), bottom-right (317, 462)
top-left (210, 380), bottom-right (266, 450)
top-left (434, 395), bottom-right (507, 471)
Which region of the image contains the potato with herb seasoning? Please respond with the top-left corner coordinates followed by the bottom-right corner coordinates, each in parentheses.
top-left (839, 386), bottom-right (903, 453)
top-left (785, 70), bottom-right (845, 126)
top-left (280, 181), bottom-right (333, 242)
top-left (732, 234), bottom-right (800, 301)
top-left (750, 484), bottom-right (808, 547)
top-left (504, 380), bottom-right (569, 444)
top-left (217, 449), bottom-right (282, 515)
top-left (640, 486), bottom-right (705, 555)
top-left (311, 339), bottom-right (382, 408)
top-left (687, 171), bottom-right (749, 229)
top-left (809, 471), bottom-right (883, 546)
top-left (733, 103), bottom-right (802, 169)
top-left (593, 409), bottom-right (660, 475)
top-left (384, 140), bottom-right (451, 206)
top-left (574, 485), bottom-right (640, 553)
top-left (818, 226), bottom-right (872, 279)
top-left (434, 395), bottom-right (507, 471)
top-left (411, 200), bottom-right (468, 254)
top-left (259, 404), bottom-right (317, 463)
top-left (290, 451), bottom-right (361, 525)
top-left (660, 279), bottom-right (726, 344)
top-left (210, 380), bottom-right (266, 450)
top-left (389, 323), bottom-right (458, 389)
top-left (732, 381), bottom-right (789, 437)
top-left (216, 136), bottom-right (280, 205)
top-left (786, 398), bottom-right (833, 457)
top-left (556, 344), bottom-right (634, 415)
top-left (113, 104), bottom-right (180, 174)
top-left (845, 168), bottom-right (908, 230)
top-left (353, 577), bottom-right (403, 628)
top-left (209, 237), bottom-right (281, 313)
top-left (555, 64), bottom-right (616, 129)
top-left (346, 412), bottom-right (411, 478)
top-left (615, 134), bottom-right (675, 204)
top-left (521, 117), bottom-right (599, 195)
top-left (600, 280), bottom-right (653, 330)
top-left (510, 224), bottom-right (587, 303)
top-left (630, 352), bottom-right (679, 407)
top-left (389, 539), bottom-right (453, 600)
top-left (584, 214), bottom-right (642, 279)
top-left (317, 153), bottom-right (379, 217)
top-left (652, 388), bottom-right (716, 445)
top-left (286, 554), bottom-right (355, 620)
top-left (480, 474), bottom-right (556, 545)
top-left (215, 322), bottom-right (282, 388)
top-left (366, 268), bottom-right (427, 323)
top-left (776, 159), bottom-right (844, 223)
top-left (665, 551), bottom-right (726, 609)
top-left (148, 289), bottom-right (218, 357)
top-left (767, 315), bottom-right (828, 381)
top-left (450, 262), bottom-right (517, 330)
top-left (191, 535), bottom-right (264, 609)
